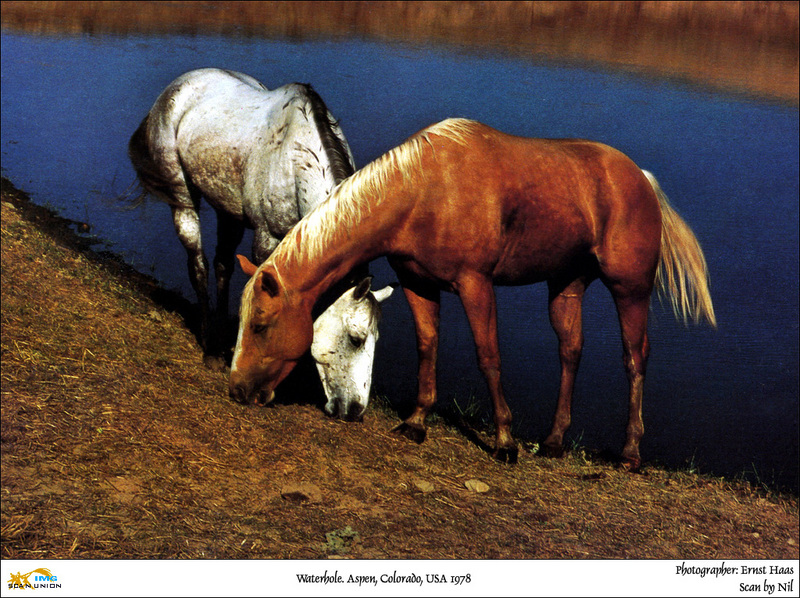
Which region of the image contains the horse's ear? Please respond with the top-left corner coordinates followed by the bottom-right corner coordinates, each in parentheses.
top-left (237, 254), bottom-right (258, 277)
top-left (353, 276), bottom-right (374, 301)
top-left (257, 267), bottom-right (280, 298)
top-left (373, 285), bottom-right (395, 303)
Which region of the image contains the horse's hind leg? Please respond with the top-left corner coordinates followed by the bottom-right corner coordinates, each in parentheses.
top-left (458, 274), bottom-right (517, 463)
top-left (610, 289), bottom-right (651, 471)
top-left (392, 279), bottom-right (440, 444)
top-left (131, 125), bottom-right (213, 359)
top-left (542, 277), bottom-right (589, 458)
top-left (170, 196), bottom-right (211, 355)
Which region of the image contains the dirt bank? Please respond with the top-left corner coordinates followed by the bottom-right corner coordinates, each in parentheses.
top-left (1, 176), bottom-right (798, 560)
top-left (2, 1), bottom-right (798, 104)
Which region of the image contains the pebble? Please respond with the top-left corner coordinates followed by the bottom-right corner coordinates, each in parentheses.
top-left (465, 479), bottom-right (489, 493)
top-left (413, 479), bottom-right (435, 493)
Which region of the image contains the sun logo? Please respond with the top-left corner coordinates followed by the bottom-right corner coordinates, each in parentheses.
top-left (7, 568), bottom-right (55, 590)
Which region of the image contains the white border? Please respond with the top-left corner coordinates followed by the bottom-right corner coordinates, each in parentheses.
top-left (2, 559), bottom-right (798, 597)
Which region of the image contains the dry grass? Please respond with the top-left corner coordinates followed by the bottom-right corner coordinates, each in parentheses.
top-left (1, 1), bottom-right (798, 104)
top-left (1, 176), bottom-right (798, 560)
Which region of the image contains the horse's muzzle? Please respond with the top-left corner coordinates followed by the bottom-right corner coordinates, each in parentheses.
top-left (325, 398), bottom-right (366, 422)
top-left (229, 377), bottom-right (274, 406)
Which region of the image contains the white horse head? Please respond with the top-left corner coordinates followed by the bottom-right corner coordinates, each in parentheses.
top-left (311, 277), bottom-right (394, 421)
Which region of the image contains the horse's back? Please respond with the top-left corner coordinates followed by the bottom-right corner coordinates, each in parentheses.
top-left (494, 131), bottom-right (661, 285)
top-left (154, 68), bottom-right (267, 119)
top-left (129, 69), bottom-right (268, 195)
top-left (129, 68), bottom-right (319, 217)
top-left (393, 120), bottom-right (662, 285)
top-left (146, 69), bottom-right (303, 150)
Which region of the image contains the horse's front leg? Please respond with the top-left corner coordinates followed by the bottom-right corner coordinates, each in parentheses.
top-left (251, 226), bottom-right (281, 267)
top-left (458, 274), bottom-right (517, 463)
top-left (214, 210), bottom-right (246, 320)
top-left (212, 210), bottom-right (245, 364)
top-left (392, 282), bottom-right (440, 444)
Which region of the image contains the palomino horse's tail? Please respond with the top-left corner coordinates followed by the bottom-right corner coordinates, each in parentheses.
top-left (642, 170), bottom-right (717, 327)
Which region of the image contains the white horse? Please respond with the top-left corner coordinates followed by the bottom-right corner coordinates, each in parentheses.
top-left (129, 68), bottom-right (390, 417)
top-left (311, 277), bottom-right (394, 420)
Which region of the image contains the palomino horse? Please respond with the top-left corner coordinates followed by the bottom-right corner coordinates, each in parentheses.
top-left (229, 118), bottom-right (716, 469)
top-left (129, 68), bottom-right (389, 418)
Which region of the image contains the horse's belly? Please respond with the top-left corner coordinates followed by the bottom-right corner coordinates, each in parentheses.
top-left (492, 203), bottom-right (596, 284)
top-left (492, 251), bottom-right (590, 286)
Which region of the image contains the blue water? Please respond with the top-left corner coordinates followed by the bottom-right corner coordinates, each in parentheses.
top-left (2, 31), bottom-right (797, 492)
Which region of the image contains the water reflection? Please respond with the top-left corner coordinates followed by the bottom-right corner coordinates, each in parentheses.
top-left (2, 0), bottom-right (798, 104)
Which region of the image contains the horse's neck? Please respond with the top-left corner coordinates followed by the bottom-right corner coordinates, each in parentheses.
top-left (299, 173), bottom-right (337, 218)
top-left (289, 96), bottom-right (354, 217)
top-left (238, 93), bottom-right (345, 218)
top-left (298, 131), bottom-right (352, 218)
top-left (278, 180), bottom-right (406, 307)
top-left (279, 235), bottom-right (377, 310)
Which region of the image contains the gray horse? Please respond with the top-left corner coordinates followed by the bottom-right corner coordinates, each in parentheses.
top-left (129, 68), bottom-right (389, 418)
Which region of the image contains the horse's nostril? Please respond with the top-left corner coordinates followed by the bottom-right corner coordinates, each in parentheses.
top-left (326, 399), bottom-right (346, 419)
top-left (255, 388), bottom-right (275, 406)
top-left (344, 401), bottom-right (365, 422)
top-left (230, 383), bottom-right (247, 404)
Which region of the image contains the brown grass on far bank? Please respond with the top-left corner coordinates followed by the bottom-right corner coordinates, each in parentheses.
top-left (1, 176), bottom-right (798, 560)
top-left (1, 1), bottom-right (798, 104)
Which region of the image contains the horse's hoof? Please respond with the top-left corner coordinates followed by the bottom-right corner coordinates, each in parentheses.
top-left (620, 454), bottom-right (641, 473)
top-left (392, 422), bottom-right (426, 444)
top-left (203, 354), bottom-right (227, 372)
top-left (493, 445), bottom-right (518, 464)
top-left (539, 442), bottom-right (565, 459)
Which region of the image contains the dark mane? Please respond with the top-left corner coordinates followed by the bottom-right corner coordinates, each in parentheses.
top-left (300, 84), bottom-right (355, 184)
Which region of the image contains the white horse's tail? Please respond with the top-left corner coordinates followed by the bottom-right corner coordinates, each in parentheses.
top-left (643, 170), bottom-right (717, 327)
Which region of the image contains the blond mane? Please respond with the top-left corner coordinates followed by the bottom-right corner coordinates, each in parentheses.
top-left (269, 117), bottom-right (479, 273)
top-left (238, 118), bottom-right (479, 319)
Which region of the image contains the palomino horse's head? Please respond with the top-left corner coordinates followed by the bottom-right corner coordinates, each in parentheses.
top-left (229, 256), bottom-right (314, 406)
top-left (311, 278), bottom-right (393, 420)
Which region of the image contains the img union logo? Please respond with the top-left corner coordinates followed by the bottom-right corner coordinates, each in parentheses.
top-left (7, 568), bottom-right (61, 590)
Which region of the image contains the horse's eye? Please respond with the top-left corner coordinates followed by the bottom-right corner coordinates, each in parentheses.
top-left (349, 334), bottom-right (364, 348)
top-left (253, 324), bottom-right (267, 335)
